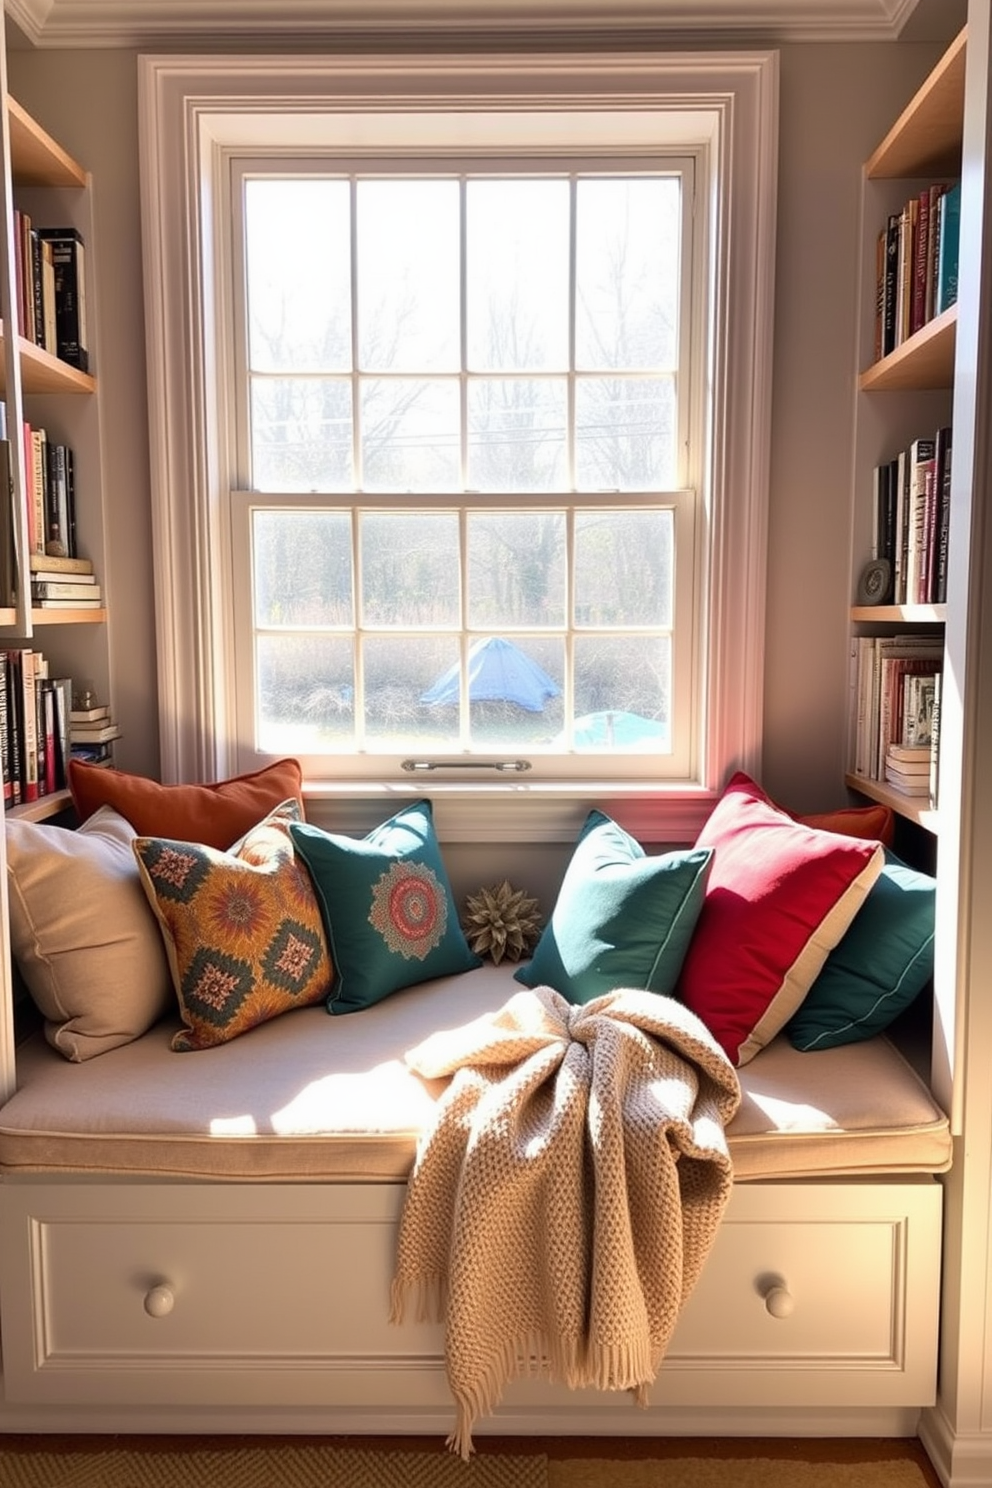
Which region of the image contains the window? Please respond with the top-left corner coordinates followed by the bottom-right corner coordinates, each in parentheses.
top-left (233, 163), bottom-right (694, 779)
top-left (140, 51), bottom-right (777, 841)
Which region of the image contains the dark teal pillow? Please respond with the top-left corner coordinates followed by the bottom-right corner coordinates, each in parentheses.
top-left (513, 809), bottom-right (713, 1005)
top-left (785, 848), bottom-right (935, 1051)
top-left (289, 800), bottom-right (481, 1014)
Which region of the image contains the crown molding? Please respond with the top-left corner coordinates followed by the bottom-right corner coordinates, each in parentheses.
top-left (6, 0), bottom-right (922, 49)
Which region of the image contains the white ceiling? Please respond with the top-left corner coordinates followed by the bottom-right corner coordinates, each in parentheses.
top-left (1, 0), bottom-right (967, 49)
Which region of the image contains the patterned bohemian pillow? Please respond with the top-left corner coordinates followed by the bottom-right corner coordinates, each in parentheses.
top-left (132, 799), bottom-right (333, 1051)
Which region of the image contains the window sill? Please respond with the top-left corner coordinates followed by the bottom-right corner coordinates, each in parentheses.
top-left (301, 778), bottom-right (716, 845)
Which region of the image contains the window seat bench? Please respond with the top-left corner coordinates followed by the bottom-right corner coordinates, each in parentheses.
top-left (0, 961), bottom-right (951, 1439)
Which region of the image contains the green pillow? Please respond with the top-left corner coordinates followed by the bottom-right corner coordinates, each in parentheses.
top-left (785, 848), bottom-right (935, 1051)
top-left (289, 799), bottom-right (481, 1014)
top-left (514, 809), bottom-right (713, 1005)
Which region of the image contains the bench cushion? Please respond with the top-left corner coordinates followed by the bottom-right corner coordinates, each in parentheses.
top-left (0, 963), bottom-right (951, 1183)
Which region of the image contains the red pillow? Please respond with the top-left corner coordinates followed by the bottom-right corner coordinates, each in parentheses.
top-left (676, 772), bottom-right (884, 1067)
top-left (68, 758), bottom-right (304, 852)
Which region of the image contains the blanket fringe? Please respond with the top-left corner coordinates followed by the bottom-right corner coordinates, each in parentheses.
top-left (389, 1274), bottom-right (445, 1327)
top-left (444, 1332), bottom-right (655, 1458)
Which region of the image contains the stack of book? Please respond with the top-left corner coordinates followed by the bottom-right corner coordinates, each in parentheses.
top-left (30, 552), bottom-right (101, 610)
top-left (884, 743), bottom-right (932, 797)
top-left (0, 649), bottom-right (72, 805)
top-left (69, 699), bottom-right (120, 765)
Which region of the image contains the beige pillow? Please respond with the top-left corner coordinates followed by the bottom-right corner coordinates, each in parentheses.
top-left (6, 804), bottom-right (174, 1061)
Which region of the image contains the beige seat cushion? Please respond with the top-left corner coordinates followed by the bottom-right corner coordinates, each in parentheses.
top-left (0, 963), bottom-right (951, 1182)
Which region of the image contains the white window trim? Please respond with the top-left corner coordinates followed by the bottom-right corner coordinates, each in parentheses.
top-left (138, 48), bottom-right (779, 844)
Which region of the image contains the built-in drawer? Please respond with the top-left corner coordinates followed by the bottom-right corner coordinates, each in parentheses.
top-left (0, 1179), bottom-right (942, 1414)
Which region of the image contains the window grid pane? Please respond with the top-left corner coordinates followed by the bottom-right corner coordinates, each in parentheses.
top-left (242, 164), bottom-right (686, 762)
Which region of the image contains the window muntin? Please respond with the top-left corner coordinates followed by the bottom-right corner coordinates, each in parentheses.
top-left (231, 157), bottom-right (698, 781)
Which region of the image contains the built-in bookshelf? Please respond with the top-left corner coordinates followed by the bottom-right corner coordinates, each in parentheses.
top-left (0, 62), bottom-right (110, 823)
top-left (845, 24), bottom-right (965, 835)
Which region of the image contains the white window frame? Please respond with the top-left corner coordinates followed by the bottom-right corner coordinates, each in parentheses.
top-left (138, 49), bottom-right (778, 844)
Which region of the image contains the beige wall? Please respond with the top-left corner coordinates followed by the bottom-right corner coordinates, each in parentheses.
top-left (6, 37), bottom-right (943, 839)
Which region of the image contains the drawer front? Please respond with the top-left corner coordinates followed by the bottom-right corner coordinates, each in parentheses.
top-left (0, 1180), bottom-right (941, 1410)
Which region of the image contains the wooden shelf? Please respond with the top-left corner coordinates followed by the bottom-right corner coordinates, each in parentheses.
top-left (6, 788), bottom-right (72, 822)
top-left (0, 608), bottom-right (105, 628)
top-left (845, 772), bottom-right (938, 833)
top-left (851, 603), bottom-right (947, 624)
top-left (29, 607), bottom-right (106, 625)
top-left (0, 330), bottom-right (94, 395)
top-left (859, 304), bottom-right (956, 391)
top-left (7, 96), bottom-right (86, 188)
top-left (866, 24), bottom-right (966, 180)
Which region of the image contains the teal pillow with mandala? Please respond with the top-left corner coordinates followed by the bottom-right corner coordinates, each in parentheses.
top-left (132, 799), bottom-right (333, 1051)
top-left (289, 799), bottom-right (482, 1014)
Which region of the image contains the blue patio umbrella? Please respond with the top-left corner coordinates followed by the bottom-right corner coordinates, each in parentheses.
top-left (421, 637), bottom-right (561, 713)
top-left (566, 710), bottom-right (669, 748)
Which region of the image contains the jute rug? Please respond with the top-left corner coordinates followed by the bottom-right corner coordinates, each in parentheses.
top-left (0, 1436), bottom-right (940, 1487)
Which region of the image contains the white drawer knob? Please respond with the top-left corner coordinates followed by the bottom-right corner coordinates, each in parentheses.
top-left (143, 1284), bottom-right (175, 1318)
top-left (764, 1284), bottom-right (795, 1319)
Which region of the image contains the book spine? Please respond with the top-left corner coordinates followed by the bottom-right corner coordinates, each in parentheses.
top-left (882, 213), bottom-right (900, 357)
top-left (30, 228), bottom-right (44, 348)
top-left (906, 437), bottom-right (936, 605)
top-left (44, 442), bottom-right (72, 559)
top-left (911, 187), bottom-right (930, 337)
top-left (31, 580), bottom-right (101, 600)
top-left (37, 230), bottom-right (88, 372)
top-left (936, 181), bottom-right (961, 315)
top-left (29, 426), bottom-right (47, 558)
top-left (17, 649), bottom-right (37, 802)
top-left (0, 650), bottom-right (10, 808)
top-left (50, 676), bottom-right (72, 792)
top-left (934, 426), bottom-right (953, 603)
top-left (6, 652), bottom-right (21, 806)
top-left (930, 670), bottom-right (942, 807)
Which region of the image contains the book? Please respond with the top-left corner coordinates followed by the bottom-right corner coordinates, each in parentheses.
top-left (36, 228), bottom-right (88, 372)
top-left (905, 436), bottom-right (936, 604)
top-left (68, 721), bottom-right (120, 744)
top-left (44, 440), bottom-right (73, 558)
top-left (923, 182), bottom-right (946, 325)
top-left (69, 704), bottom-right (110, 724)
top-left (31, 580), bottom-right (102, 601)
top-left (936, 180), bottom-right (961, 315)
top-left (910, 185), bottom-right (930, 336)
top-left (0, 438), bottom-right (15, 609)
top-left (69, 744), bottom-right (114, 766)
top-left (883, 767), bottom-right (931, 796)
top-left (50, 676), bottom-right (72, 791)
top-left (5, 652), bottom-right (21, 806)
top-left (29, 425), bottom-right (47, 559)
top-left (16, 649), bottom-right (39, 802)
top-left (886, 742), bottom-right (931, 765)
top-left (929, 670), bottom-right (942, 808)
top-left (36, 677), bottom-right (56, 796)
top-left (28, 552), bottom-right (92, 575)
top-left (0, 652), bottom-right (10, 807)
top-left (896, 195), bottom-right (916, 346)
top-left (30, 568), bottom-right (95, 585)
top-left (882, 212), bottom-right (900, 357)
top-left (904, 670), bottom-right (938, 747)
top-left (32, 596), bottom-right (102, 610)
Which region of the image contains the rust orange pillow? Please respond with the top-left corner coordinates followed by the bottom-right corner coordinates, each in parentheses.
top-left (69, 758), bottom-right (304, 852)
top-left (797, 803), bottom-right (895, 848)
top-left (675, 772), bottom-right (884, 1067)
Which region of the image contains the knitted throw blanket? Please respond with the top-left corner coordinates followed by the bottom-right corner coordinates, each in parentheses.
top-left (390, 984), bottom-right (742, 1456)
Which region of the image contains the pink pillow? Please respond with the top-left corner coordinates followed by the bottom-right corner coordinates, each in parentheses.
top-left (676, 772), bottom-right (884, 1066)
